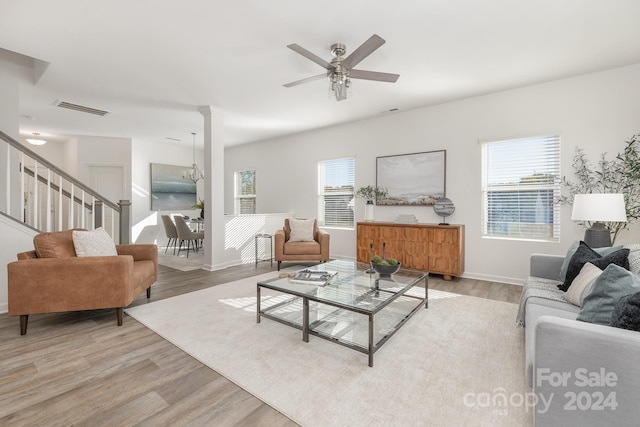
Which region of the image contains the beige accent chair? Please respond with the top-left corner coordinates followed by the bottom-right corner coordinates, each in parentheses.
top-left (274, 218), bottom-right (330, 270)
top-left (7, 229), bottom-right (158, 335)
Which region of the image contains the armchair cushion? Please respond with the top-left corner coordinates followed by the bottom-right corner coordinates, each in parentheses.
top-left (284, 241), bottom-right (321, 255)
top-left (72, 227), bottom-right (118, 257)
top-left (33, 228), bottom-right (80, 258)
top-left (288, 218), bottom-right (316, 242)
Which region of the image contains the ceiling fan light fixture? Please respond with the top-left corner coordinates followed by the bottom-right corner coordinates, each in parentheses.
top-left (285, 34), bottom-right (398, 102)
top-left (26, 132), bottom-right (47, 146)
top-left (328, 71), bottom-right (350, 101)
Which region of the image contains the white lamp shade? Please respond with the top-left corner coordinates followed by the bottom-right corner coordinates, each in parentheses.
top-left (571, 193), bottom-right (627, 222)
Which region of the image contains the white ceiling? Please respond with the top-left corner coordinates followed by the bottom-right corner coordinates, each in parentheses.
top-left (2, 0), bottom-right (640, 148)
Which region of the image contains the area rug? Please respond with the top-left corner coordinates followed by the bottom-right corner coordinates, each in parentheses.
top-left (157, 247), bottom-right (203, 271)
top-left (126, 272), bottom-right (530, 426)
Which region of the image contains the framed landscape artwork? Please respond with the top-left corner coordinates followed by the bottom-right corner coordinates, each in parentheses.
top-left (150, 163), bottom-right (197, 210)
top-left (376, 150), bottom-right (446, 206)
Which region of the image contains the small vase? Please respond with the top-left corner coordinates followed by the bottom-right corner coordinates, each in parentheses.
top-left (364, 200), bottom-right (375, 221)
top-left (200, 209), bottom-right (204, 219)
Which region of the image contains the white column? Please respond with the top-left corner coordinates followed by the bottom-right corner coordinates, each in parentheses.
top-left (198, 105), bottom-right (225, 271)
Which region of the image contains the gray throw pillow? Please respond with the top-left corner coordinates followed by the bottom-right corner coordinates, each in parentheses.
top-left (558, 242), bottom-right (629, 291)
top-left (611, 291), bottom-right (640, 331)
top-left (577, 264), bottom-right (640, 325)
top-left (559, 240), bottom-right (623, 282)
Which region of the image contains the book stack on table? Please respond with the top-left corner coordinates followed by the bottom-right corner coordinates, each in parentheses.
top-left (290, 269), bottom-right (337, 286)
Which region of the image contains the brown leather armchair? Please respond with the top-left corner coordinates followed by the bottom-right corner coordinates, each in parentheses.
top-left (274, 218), bottom-right (330, 270)
top-left (7, 229), bottom-right (158, 335)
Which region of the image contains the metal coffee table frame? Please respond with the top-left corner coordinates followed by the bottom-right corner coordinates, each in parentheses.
top-left (256, 261), bottom-right (428, 367)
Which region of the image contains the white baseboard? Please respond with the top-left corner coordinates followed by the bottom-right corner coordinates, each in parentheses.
top-left (459, 271), bottom-right (524, 286)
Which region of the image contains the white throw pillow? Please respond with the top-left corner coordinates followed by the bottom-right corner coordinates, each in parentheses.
top-left (565, 262), bottom-right (602, 307)
top-left (288, 218), bottom-right (315, 242)
top-left (72, 227), bottom-right (118, 257)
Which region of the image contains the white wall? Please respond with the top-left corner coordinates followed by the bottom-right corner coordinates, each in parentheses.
top-left (225, 63), bottom-right (640, 284)
top-left (0, 49), bottom-right (29, 218)
top-left (0, 49), bottom-right (35, 313)
top-left (0, 215), bottom-right (38, 312)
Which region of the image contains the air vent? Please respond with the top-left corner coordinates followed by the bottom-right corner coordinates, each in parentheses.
top-left (54, 99), bottom-right (110, 116)
top-left (166, 137), bottom-right (181, 142)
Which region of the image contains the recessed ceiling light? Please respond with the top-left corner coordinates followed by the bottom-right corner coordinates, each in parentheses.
top-left (26, 132), bottom-right (46, 146)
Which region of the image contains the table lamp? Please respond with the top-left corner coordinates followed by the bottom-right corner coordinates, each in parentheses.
top-left (571, 193), bottom-right (627, 248)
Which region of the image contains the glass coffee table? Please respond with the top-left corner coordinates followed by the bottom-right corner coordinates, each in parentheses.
top-left (256, 260), bottom-right (428, 367)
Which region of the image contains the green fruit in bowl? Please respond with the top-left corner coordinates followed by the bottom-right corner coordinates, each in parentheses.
top-left (371, 255), bottom-right (383, 264)
top-left (379, 260), bottom-right (390, 265)
top-left (386, 258), bottom-right (399, 266)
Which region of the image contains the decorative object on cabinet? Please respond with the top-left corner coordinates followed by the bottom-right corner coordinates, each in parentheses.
top-left (355, 185), bottom-right (388, 221)
top-left (433, 197), bottom-right (455, 225)
top-left (394, 214), bottom-right (418, 224)
top-left (376, 150), bottom-right (446, 206)
top-left (357, 221), bottom-right (464, 280)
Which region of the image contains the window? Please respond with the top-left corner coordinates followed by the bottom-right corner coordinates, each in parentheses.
top-left (234, 170), bottom-right (256, 214)
top-left (481, 134), bottom-right (561, 241)
top-left (318, 158), bottom-right (355, 227)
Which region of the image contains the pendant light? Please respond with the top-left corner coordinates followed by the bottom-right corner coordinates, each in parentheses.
top-left (187, 132), bottom-right (203, 183)
top-left (26, 132), bottom-right (47, 146)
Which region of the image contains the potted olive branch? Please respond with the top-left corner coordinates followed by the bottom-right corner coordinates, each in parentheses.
top-left (355, 185), bottom-right (388, 204)
top-left (193, 198), bottom-right (205, 219)
top-left (560, 133), bottom-right (640, 244)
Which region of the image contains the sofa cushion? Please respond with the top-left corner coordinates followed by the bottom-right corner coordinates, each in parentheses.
top-left (559, 240), bottom-right (622, 282)
top-left (610, 291), bottom-right (640, 331)
top-left (565, 262), bottom-right (602, 307)
top-left (33, 229), bottom-right (80, 258)
top-left (525, 301), bottom-right (579, 387)
top-left (559, 241), bottom-right (629, 291)
top-left (624, 243), bottom-right (640, 275)
top-left (577, 264), bottom-right (640, 325)
top-left (288, 218), bottom-right (316, 242)
top-left (72, 227), bottom-right (118, 257)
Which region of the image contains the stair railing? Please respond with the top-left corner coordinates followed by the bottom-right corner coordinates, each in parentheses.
top-left (0, 130), bottom-right (130, 243)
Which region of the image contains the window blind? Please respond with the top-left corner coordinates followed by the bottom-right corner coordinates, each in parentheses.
top-left (318, 158), bottom-right (355, 227)
top-left (235, 170), bottom-right (256, 214)
top-left (481, 134), bottom-right (561, 241)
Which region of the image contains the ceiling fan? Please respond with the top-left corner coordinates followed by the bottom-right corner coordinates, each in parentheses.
top-left (283, 34), bottom-right (399, 101)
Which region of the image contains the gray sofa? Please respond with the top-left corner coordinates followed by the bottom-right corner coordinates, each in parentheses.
top-left (522, 253), bottom-right (640, 427)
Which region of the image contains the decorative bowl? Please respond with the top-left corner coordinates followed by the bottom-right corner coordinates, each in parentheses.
top-left (370, 261), bottom-right (401, 277)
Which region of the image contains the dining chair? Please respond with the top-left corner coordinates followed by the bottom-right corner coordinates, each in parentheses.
top-left (174, 215), bottom-right (204, 258)
top-left (161, 215), bottom-right (179, 254)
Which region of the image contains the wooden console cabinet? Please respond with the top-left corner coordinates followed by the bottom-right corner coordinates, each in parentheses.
top-left (357, 221), bottom-right (465, 280)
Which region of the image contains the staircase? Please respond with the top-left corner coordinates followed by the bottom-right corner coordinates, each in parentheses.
top-left (0, 129), bottom-right (130, 242)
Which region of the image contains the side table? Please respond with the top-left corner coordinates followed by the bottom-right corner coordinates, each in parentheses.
top-left (254, 233), bottom-right (273, 267)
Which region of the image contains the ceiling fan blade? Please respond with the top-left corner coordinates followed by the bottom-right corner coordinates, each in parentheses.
top-left (287, 44), bottom-right (335, 70)
top-left (341, 34), bottom-right (386, 69)
top-left (283, 73), bottom-right (327, 88)
top-left (350, 69), bottom-right (399, 83)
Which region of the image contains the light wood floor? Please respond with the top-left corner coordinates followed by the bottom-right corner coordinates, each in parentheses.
top-left (0, 261), bottom-right (523, 426)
